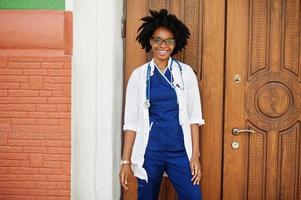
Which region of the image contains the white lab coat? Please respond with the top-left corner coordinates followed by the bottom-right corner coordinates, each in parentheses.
top-left (123, 57), bottom-right (205, 181)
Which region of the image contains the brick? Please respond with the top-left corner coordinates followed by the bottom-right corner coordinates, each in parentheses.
top-left (45, 77), bottom-right (70, 84)
top-left (43, 83), bottom-right (62, 91)
top-left (0, 82), bottom-right (19, 89)
top-left (0, 146), bottom-right (23, 153)
top-left (29, 189), bottom-right (48, 196)
top-left (0, 111), bottom-right (27, 118)
top-left (9, 90), bottom-right (39, 97)
top-left (48, 70), bottom-right (71, 77)
top-left (0, 160), bottom-right (20, 167)
top-left (36, 105), bottom-right (56, 112)
top-left (0, 174), bottom-right (18, 181)
top-left (63, 61), bottom-right (71, 69)
top-left (0, 188), bottom-right (27, 195)
top-left (0, 57), bottom-right (8, 68)
top-left (0, 153), bottom-right (28, 160)
top-left (36, 197), bottom-right (69, 200)
top-left (18, 97), bottom-right (47, 103)
top-left (44, 133), bottom-right (70, 140)
top-left (39, 168), bottom-right (62, 175)
top-left (0, 167), bottom-right (8, 173)
top-left (0, 76), bottom-right (28, 83)
top-left (0, 119), bottom-right (11, 132)
top-left (20, 160), bottom-right (30, 167)
top-left (8, 62), bottom-right (40, 69)
top-left (61, 162), bottom-right (70, 175)
top-left (12, 125), bottom-right (58, 133)
top-left (29, 76), bottom-right (44, 89)
top-left (23, 147), bottom-right (47, 153)
top-left (0, 90), bottom-right (8, 96)
top-left (9, 56), bottom-right (45, 62)
top-left (0, 69), bottom-right (23, 75)
top-left (36, 181), bottom-right (56, 189)
top-left (9, 167), bottom-right (38, 174)
top-left (63, 141), bottom-right (71, 148)
top-left (44, 155), bottom-right (70, 161)
top-left (56, 182), bottom-right (70, 190)
top-left (27, 112), bottom-right (48, 118)
top-left (20, 83), bottom-right (31, 89)
top-left (53, 91), bottom-right (70, 97)
top-left (47, 97), bottom-right (70, 104)
top-left (0, 104), bottom-right (35, 111)
top-left (41, 62), bottom-right (64, 69)
top-left (40, 91), bottom-right (53, 97)
top-left (61, 85), bottom-right (70, 96)
top-left (24, 69), bottom-right (47, 75)
top-left (58, 119), bottom-right (70, 130)
top-left (43, 161), bottom-right (61, 168)
top-left (9, 132), bottom-right (44, 140)
top-left (0, 118), bottom-right (10, 124)
top-left (47, 189), bottom-right (70, 196)
top-left (36, 119), bottom-right (58, 125)
top-left (18, 175), bottom-right (47, 181)
top-left (29, 154), bottom-right (43, 167)
top-left (44, 57), bottom-right (71, 62)
top-left (0, 133), bottom-right (8, 145)
top-left (0, 97), bottom-right (18, 103)
top-left (0, 181), bottom-right (35, 189)
top-left (0, 195), bottom-right (9, 200)
top-left (48, 112), bottom-right (70, 119)
top-left (47, 175), bottom-right (70, 182)
top-left (41, 140), bottom-right (64, 147)
top-left (8, 139), bottom-right (40, 147)
top-left (47, 147), bottom-right (70, 155)
top-left (11, 118), bottom-right (36, 125)
top-left (11, 196), bottom-right (37, 200)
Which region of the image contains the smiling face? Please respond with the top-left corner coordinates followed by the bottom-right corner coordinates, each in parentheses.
top-left (150, 27), bottom-right (176, 66)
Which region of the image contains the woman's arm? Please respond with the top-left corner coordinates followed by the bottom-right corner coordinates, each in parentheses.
top-left (119, 70), bottom-right (139, 190)
top-left (190, 124), bottom-right (202, 185)
top-left (119, 130), bottom-right (136, 190)
top-left (191, 124), bottom-right (200, 158)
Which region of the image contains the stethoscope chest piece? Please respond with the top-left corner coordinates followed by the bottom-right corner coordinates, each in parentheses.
top-left (144, 100), bottom-right (150, 109)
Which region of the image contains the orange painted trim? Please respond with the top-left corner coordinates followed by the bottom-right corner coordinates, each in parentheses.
top-left (0, 10), bottom-right (72, 56)
top-left (64, 11), bottom-right (73, 55)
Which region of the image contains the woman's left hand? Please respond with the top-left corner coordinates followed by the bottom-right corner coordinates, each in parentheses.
top-left (190, 156), bottom-right (201, 185)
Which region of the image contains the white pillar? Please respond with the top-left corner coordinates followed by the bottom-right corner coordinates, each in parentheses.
top-left (72, 0), bottom-right (123, 199)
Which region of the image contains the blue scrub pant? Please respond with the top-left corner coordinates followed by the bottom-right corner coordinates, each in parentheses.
top-left (137, 150), bottom-right (202, 200)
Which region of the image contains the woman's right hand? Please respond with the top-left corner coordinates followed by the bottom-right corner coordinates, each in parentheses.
top-left (119, 164), bottom-right (133, 190)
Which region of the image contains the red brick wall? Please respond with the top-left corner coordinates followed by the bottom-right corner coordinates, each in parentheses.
top-left (0, 10), bottom-right (72, 200)
top-left (0, 56), bottom-right (71, 199)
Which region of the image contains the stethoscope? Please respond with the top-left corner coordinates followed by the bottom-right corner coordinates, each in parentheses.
top-left (144, 58), bottom-right (185, 109)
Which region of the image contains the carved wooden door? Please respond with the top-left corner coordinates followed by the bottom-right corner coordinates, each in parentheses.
top-left (223, 0), bottom-right (301, 199)
top-left (125, 0), bottom-right (301, 199)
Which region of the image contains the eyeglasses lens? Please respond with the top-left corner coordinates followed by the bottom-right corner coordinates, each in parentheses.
top-left (153, 37), bottom-right (175, 46)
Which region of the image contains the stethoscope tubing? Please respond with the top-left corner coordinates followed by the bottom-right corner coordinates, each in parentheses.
top-left (144, 58), bottom-right (184, 109)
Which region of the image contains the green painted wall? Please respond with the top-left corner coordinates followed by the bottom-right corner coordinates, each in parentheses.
top-left (0, 0), bottom-right (65, 10)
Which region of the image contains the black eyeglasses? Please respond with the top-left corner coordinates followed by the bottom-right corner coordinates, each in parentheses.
top-left (152, 37), bottom-right (176, 46)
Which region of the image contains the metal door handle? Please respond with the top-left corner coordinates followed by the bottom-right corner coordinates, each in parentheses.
top-left (232, 128), bottom-right (255, 136)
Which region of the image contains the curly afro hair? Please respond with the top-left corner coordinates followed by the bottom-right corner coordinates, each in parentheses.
top-left (136, 9), bottom-right (190, 56)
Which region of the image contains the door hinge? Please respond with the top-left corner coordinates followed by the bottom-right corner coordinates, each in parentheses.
top-left (122, 18), bottom-right (126, 38)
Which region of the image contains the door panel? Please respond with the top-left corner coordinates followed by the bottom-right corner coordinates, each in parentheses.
top-left (124, 0), bottom-right (225, 199)
top-left (223, 0), bottom-right (301, 199)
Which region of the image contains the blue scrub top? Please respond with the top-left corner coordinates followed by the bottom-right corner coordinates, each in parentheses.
top-left (146, 66), bottom-right (185, 152)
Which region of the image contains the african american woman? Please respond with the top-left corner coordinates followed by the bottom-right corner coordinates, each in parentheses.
top-left (119, 9), bottom-right (205, 200)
